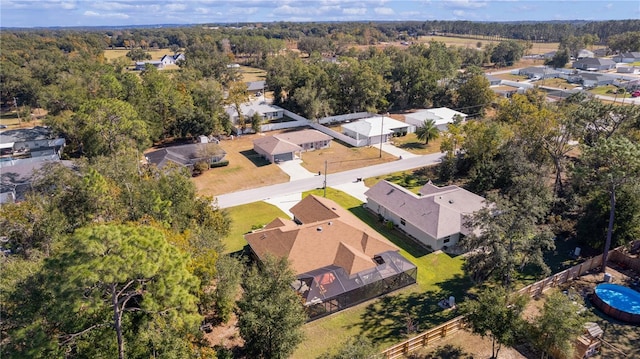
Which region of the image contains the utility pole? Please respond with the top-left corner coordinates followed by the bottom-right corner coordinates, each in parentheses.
top-left (379, 114), bottom-right (385, 158)
top-left (323, 160), bottom-right (328, 197)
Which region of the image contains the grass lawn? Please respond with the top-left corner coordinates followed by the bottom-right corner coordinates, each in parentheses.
top-left (292, 188), bottom-right (469, 358)
top-left (192, 132), bottom-right (289, 196)
top-left (222, 201), bottom-right (286, 254)
top-left (493, 73), bottom-right (528, 81)
top-left (390, 133), bottom-right (444, 155)
top-left (416, 35), bottom-right (559, 55)
top-left (539, 77), bottom-right (579, 89)
top-left (240, 65), bottom-right (266, 82)
top-left (588, 85), bottom-right (629, 97)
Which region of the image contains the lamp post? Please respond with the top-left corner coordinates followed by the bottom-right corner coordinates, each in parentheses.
top-left (323, 160), bottom-right (328, 197)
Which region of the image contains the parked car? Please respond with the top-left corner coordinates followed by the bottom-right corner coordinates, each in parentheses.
top-left (632, 90), bottom-right (640, 97)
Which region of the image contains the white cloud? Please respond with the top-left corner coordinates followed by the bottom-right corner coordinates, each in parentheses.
top-left (91, 2), bottom-right (136, 11)
top-left (83, 10), bottom-right (129, 19)
top-left (165, 3), bottom-right (187, 11)
top-left (446, 0), bottom-right (487, 9)
top-left (374, 7), bottom-right (395, 15)
top-left (195, 7), bottom-right (209, 14)
top-left (605, 3), bottom-right (613, 9)
top-left (343, 7), bottom-right (367, 15)
top-left (453, 10), bottom-right (466, 16)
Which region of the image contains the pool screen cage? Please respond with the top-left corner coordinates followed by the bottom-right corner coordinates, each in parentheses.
top-left (291, 251), bottom-right (417, 321)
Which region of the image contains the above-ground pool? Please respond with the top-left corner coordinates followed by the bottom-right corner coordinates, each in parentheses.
top-left (592, 283), bottom-right (640, 324)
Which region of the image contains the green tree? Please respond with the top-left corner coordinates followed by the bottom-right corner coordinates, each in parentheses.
top-left (237, 255), bottom-right (307, 359)
top-left (463, 186), bottom-right (554, 287)
top-left (460, 287), bottom-right (528, 359)
top-left (225, 80), bottom-right (249, 131)
top-left (250, 112), bottom-right (262, 133)
top-left (212, 255), bottom-right (244, 323)
top-left (74, 98), bottom-right (150, 157)
top-left (415, 119), bottom-right (439, 144)
top-left (125, 48), bottom-right (152, 61)
top-left (490, 40), bottom-right (524, 67)
top-left (5, 224), bottom-right (201, 359)
top-left (544, 49), bottom-right (570, 68)
top-left (576, 136), bottom-right (640, 271)
top-left (530, 291), bottom-right (586, 359)
top-left (455, 66), bottom-right (494, 117)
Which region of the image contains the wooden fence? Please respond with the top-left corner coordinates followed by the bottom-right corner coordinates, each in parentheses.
top-left (380, 254), bottom-right (606, 358)
top-left (609, 250), bottom-right (640, 273)
top-left (381, 316), bottom-right (466, 359)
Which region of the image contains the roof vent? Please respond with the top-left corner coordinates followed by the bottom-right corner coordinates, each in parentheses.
top-left (317, 227), bottom-right (322, 232)
top-left (449, 199), bottom-right (454, 204)
top-left (328, 221), bottom-right (333, 225)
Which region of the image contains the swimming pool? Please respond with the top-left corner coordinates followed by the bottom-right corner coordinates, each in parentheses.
top-left (592, 283), bottom-right (640, 324)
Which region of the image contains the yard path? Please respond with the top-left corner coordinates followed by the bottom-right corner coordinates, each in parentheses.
top-left (215, 152), bottom-right (443, 208)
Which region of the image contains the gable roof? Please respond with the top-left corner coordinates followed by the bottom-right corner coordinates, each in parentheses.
top-left (573, 57), bottom-right (616, 66)
top-left (246, 80), bottom-right (266, 91)
top-left (145, 143), bottom-right (226, 168)
top-left (405, 107), bottom-right (468, 127)
top-left (342, 115), bottom-right (409, 137)
top-left (253, 136), bottom-right (302, 156)
top-left (253, 129), bottom-right (331, 156)
top-left (245, 195), bottom-right (399, 276)
top-left (0, 126), bottom-right (57, 143)
top-left (365, 180), bottom-right (486, 239)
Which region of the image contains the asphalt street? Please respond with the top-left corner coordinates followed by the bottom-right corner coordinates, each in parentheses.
top-left (215, 152), bottom-right (444, 208)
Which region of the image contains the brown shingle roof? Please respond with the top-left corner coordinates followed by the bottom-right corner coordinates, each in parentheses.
top-left (245, 195), bottom-right (399, 276)
top-left (253, 136), bottom-right (302, 155)
top-left (276, 129), bottom-right (332, 144)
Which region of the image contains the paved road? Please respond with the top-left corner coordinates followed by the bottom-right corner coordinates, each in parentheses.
top-left (216, 152), bottom-right (444, 208)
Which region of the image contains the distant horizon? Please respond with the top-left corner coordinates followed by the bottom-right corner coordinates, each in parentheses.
top-left (2, 1), bottom-right (639, 29)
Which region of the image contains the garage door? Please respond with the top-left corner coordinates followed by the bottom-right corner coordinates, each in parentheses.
top-left (274, 152), bottom-right (293, 162)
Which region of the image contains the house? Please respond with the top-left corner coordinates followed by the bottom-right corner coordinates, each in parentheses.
top-left (0, 126), bottom-right (65, 160)
top-left (617, 66), bottom-right (640, 74)
top-left (245, 195), bottom-right (417, 320)
top-left (225, 101), bottom-right (285, 128)
top-left (404, 107), bottom-right (468, 131)
top-left (160, 53), bottom-right (185, 65)
top-left (253, 129), bottom-right (331, 163)
top-left (342, 115), bottom-right (412, 146)
top-left (581, 73), bottom-right (614, 88)
top-left (593, 48), bottom-right (609, 57)
top-left (572, 58), bottom-right (616, 71)
top-left (145, 143), bottom-right (226, 170)
top-left (612, 52), bottom-right (640, 63)
top-left (577, 49), bottom-right (594, 59)
top-left (518, 66), bottom-right (562, 80)
top-left (246, 80), bottom-right (266, 96)
top-left (135, 61), bottom-right (164, 70)
top-left (365, 180), bottom-right (487, 251)
top-left (1, 160), bottom-right (73, 204)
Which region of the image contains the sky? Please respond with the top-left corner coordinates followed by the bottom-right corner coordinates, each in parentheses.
top-left (1, 0), bottom-right (639, 28)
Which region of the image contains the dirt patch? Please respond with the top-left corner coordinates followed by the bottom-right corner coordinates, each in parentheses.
top-left (299, 140), bottom-right (397, 174)
top-left (204, 314), bottom-right (244, 351)
top-left (413, 329), bottom-right (529, 359)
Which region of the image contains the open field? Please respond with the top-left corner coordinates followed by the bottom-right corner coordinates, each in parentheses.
top-left (239, 65), bottom-right (266, 82)
top-left (417, 35), bottom-right (560, 54)
top-left (103, 48), bottom-right (176, 61)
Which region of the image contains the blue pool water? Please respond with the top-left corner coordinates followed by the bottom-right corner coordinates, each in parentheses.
top-left (594, 283), bottom-right (640, 314)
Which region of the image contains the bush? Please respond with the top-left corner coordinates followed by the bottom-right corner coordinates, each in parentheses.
top-left (211, 160), bottom-right (229, 168)
top-left (192, 161), bottom-right (210, 176)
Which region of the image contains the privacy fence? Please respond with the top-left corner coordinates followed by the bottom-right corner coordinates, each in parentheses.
top-left (380, 250), bottom-right (629, 358)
